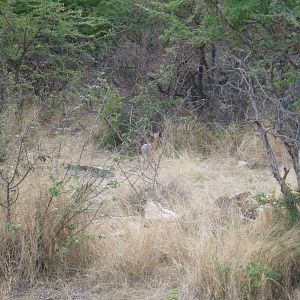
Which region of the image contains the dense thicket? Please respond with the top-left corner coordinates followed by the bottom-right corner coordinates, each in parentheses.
top-left (0, 0), bottom-right (299, 188)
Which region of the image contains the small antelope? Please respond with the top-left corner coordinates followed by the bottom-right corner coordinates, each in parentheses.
top-left (141, 132), bottom-right (160, 163)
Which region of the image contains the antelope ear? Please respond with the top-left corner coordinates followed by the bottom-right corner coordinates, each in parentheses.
top-left (149, 132), bottom-right (154, 137)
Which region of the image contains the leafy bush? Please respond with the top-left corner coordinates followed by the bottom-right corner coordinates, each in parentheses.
top-left (247, 261), bottom-right (281, 293)
top-left (257, 190), bottom-right (300, 226)
top-left (89, 82), bottom-right (123, 149)
top-left (119, 79), bottom-right (180, 152)
top-left (0, 0), bottom-right (96, 111)
top-left (100, 85), bottom-right (123, 148)
top-left (165, 288), bottom-right (179, 300)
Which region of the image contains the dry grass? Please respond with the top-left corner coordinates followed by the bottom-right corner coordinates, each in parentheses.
top-left (0, 175), bottom-right (98, 283)
top-left (165, 119), bottom-right (291, 169)
top-left (1, 127), bottom-right (299, 299)
top-left (87, 155), bottom-right (299, 300)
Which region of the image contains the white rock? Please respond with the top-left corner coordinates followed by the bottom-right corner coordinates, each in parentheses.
top-left (144, 201), bottom-right (177, 220)
top-left (293, 287), bottom-right (300, 300)
top-left (238, 160), bottom-right (248, 167)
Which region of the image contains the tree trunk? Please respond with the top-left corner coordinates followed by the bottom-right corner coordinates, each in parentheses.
top-left (6, 183), bottom-right (11, 224)
top-left (14, 62), bottom-right (21, 84)
top-left (197, 45), bottom-right (206, 101)
top-left (284, 143), bottom-right (300, 191)
top-left (254, 121), bottom-right (291, 195)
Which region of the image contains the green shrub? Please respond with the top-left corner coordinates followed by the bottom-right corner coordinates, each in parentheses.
top-left (165, 288), bottom-right (179, 300)
top-left (256, 190), bottom-right (300, 226)
top-left (100, 86), bottom-right (123, 148)
top-left (247, 261), bottom-right (281, 293)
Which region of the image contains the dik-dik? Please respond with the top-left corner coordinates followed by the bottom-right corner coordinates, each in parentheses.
top-left (141, 132), bottom-right (161, 163)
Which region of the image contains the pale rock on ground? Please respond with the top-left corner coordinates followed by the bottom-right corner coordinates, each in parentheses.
top-left (237, 160), bottom-right (248, 167)
top-left (294, 287), bottom-right (300, 300)
top-left (144, 201), bottom-right (177, 220)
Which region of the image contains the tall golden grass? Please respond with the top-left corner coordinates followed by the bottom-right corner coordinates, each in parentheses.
top-left (0, 121), bottom-right (299, 299)
top-left (164, 119), bottom-right (291, 168)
